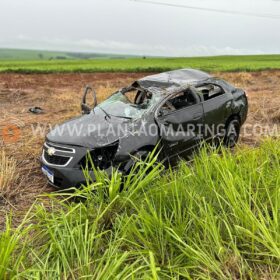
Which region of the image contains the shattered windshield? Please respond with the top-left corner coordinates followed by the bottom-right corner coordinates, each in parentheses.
top-left (96, 88), bottom-right (160, 119)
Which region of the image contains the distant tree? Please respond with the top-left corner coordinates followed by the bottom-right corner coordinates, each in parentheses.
top-left (143, 56), bottom-right (147, 59)
top-left (38, 53), bottom-right (44, 59)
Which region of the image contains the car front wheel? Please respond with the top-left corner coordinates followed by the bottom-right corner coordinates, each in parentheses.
top-left (224, 118), bottom-right (241, 148)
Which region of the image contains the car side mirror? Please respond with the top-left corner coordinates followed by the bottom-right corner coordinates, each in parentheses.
top-left (81, 85), bottom-right (97, 115)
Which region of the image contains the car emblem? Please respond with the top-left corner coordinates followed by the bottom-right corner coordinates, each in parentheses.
top-left (47, 147), bottom-right (56, 156)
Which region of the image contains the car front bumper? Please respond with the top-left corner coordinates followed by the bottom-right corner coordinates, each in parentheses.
top-left (41, 162), bottom-right (114, 189)
top-left (41, 141), bottom-right (120, 189)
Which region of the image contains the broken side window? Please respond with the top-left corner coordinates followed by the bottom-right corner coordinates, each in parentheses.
top-left (161, 89), bottom-right (198, 114)
top-left (196, 84), bottom-right (225, 101)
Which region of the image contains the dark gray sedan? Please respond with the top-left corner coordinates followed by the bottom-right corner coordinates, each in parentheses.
top-left (41, 69), bottom-right (248, 188)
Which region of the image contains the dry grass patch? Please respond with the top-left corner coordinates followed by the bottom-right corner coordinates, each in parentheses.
top-left (0, 150), bottom-right (19, 199)
top-left (271, 110), bottom-right (280, 124)
top-left (218, 72), bottom-right (254, 88)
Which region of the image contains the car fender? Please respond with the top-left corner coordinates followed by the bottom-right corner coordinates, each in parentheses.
top-left (231, 89), bottom-right (248, 124)
top-left (116, 115), bottom-right (159, 160)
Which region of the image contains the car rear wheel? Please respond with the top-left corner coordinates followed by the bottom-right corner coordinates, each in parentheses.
top-left (224, 118), bottom-right (241, 148)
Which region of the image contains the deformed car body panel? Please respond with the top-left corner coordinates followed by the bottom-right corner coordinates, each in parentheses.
top-left (137, 68), bottom-right (212, 88)
top-left (47, 110), bottom-right (131, 149)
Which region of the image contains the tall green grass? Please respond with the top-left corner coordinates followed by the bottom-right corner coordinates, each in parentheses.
top-left (0, 140), bottom-right (279, 279)
top-left (0, 55), bottom-right (280, 73)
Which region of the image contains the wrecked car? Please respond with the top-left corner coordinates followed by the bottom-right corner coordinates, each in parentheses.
top-left (41, 69), bottom-right (248, 188)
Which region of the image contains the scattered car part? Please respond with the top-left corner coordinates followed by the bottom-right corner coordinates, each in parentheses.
top-left (29, 107), bottom-right (44, 114)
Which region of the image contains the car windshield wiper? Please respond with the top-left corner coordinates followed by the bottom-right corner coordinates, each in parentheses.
top-left (98, 106), bottom-right (111, 119)
top-left (111, 115), bottom-right (133, 120)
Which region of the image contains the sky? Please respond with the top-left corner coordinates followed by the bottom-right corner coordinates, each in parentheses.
top-left (1, 0), bottom-right (280, 56)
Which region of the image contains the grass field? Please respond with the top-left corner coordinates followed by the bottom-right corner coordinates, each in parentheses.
top-left (1, 142), bottom-right (279, 279)
top-left (0, 48), bottom-right (136, 61)
top-left (0, 49), bottom-right (75, 61)
top-left (0, 54), bottom-right (280, 73)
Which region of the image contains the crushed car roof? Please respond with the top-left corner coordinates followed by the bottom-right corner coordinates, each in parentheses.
top-left (136, 69), bottom-right (212, 89)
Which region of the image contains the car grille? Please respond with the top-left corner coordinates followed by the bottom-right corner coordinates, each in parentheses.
top-left (44, 153), bottom-right (70, 166)
top-left (43, 142), bottom-right (75, 167)
top-left (46, 142), bottom-right (74, 153)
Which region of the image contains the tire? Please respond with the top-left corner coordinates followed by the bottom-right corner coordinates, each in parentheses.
top-left (224, 118), bottom-right (241, 148)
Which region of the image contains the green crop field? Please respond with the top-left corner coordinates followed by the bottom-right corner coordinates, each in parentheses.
top-left (0, 54), bottom-right (280, 73)
top-left (0, 48), bottom-right (137, 62)
top-left (1, 140), bottom-right (279, 279)
top-left (0, 49), bottom-right (75, 60)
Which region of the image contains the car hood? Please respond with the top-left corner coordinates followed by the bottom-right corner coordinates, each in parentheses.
top-left (46, 111), bottom-right (132, 148)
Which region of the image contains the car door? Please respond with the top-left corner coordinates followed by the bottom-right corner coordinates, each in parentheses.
top-left (155, 88), bottom-right (204, 159)
top-left (195, 82), bottom-right (233, 140)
